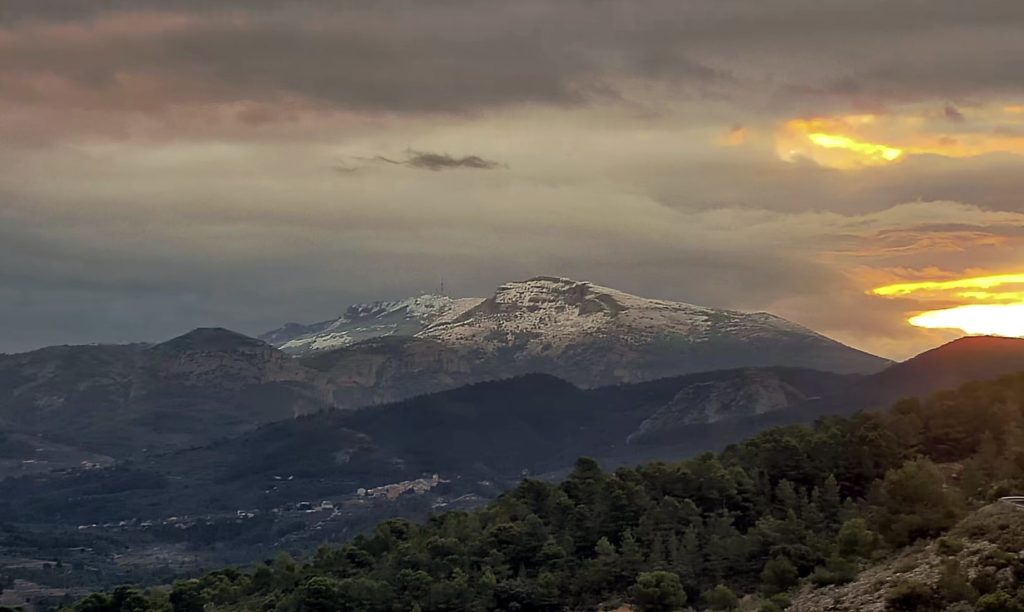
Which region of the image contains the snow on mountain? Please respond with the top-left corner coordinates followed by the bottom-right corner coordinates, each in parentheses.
top-left (420, 277), bottom-right (820, 355)
top-left (260, 295), bottom-right (483, 354)
top-left (262, 277), bottom-right (890, 385)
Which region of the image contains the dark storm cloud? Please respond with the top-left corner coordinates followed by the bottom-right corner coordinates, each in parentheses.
top-left (3, 0), bottom-right (1024, 117)
top-left (0, 2), bottom-right (715, 114)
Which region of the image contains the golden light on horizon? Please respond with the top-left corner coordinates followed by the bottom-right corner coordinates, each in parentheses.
top-left (909, 304), bottom-right (1024, 337)
top-left (806, 132), bottom-right (903, 162)
top-left (957, 290), bottom-right (1024, 302)
top-left (872, 273), bottom-right (1024, 297)
top-left (776, 104), bottom-right (1024, 169)
top-left (873, 272), bottom-right (1024, 337)
top-left (777, 115), bottom-right (906, 168)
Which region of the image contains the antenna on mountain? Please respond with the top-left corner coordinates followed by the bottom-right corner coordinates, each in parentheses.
top-left (439, 278), bottom-right (445, 296)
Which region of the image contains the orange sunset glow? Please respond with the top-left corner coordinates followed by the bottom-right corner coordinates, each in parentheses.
top-left (777, 115), bottom-right (904, 168)
top-left (777, 105), bottom-right (1024, 169)
top-left (873, 273), bottom-right (1024, 337)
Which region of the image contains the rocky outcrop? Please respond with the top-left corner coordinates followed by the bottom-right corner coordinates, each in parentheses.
top-left (626, 370), bottom-right (807, 444)
top-left (791, 503), bottom-right (1023, 611)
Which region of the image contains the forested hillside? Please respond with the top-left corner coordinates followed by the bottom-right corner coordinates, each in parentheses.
top-left (63, 372), bottom-right (1024, 611)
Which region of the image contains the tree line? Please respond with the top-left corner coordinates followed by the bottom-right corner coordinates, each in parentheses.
top-left (68, 373), bottom-right (1024, 611)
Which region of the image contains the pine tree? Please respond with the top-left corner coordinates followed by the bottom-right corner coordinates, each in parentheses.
top-left (818, 474), bottom-right (842, 525)
top-left (647, 534), bottom-right (668, 571)
top-left (774, 480), bottom-right (799, 516)
top-left (619, 529), bottom-right (644, 580)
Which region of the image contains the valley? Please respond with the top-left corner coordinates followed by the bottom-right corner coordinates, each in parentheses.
top-left (51, 366), bottom-right (1024, 612)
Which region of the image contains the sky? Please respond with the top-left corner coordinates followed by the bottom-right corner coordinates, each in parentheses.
top-left (4, 0), bottom-right (1024, 360)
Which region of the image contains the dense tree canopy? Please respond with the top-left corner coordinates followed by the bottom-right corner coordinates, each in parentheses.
top-left (67, 373), bottom-right (1024, 611)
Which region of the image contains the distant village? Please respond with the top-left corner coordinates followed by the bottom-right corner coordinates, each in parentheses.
top-left (77, 473), bottom-right (455, 533)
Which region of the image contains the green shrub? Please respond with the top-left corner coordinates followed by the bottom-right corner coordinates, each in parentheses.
top-left (876, 458), bottom-right (965, 547)
top-left (809, 555), bottom-right (858, 586)
top-left (936, 536), bottom-right (965, 556)
top-left (976, 590), bottom-right (1024, 612)
top-left (935, 559), bottom-right (976, 605)
top-left (759, 593), bottom-right (791, 612)
top-left (630, 571), bottom-right (687, 612)
top-left (706, 584), bottom-right (739, 611)
top-left (972, 571), bottom-right (1000, 596)
top-left (837, 518), bottom-right (877, 559)
top-left (760, 557), bottom-right (798, 595)
top-left (979, 549), bottom-right (1015, 570)
top-left (886, 580), bottom-right (939, 612)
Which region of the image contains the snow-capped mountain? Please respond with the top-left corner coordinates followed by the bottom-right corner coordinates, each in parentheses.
top-left (418, 277), bottom-right (869, 370)
top-left (263, 277), bottom-right (889, 401)
top-left (260, 295), bottom-right (482, 354)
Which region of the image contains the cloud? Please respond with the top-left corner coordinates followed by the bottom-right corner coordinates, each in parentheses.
top-left (373, 151), bottom-right (503, 171)
top-left (0, 3), bottom-right (720, 118)
top-left (1, 129), bottom-right (1018, 360)
top-left (406, 152), bottom-right (502, 171)
top-left (3, 0), bottom-right (1024, 126)
top-left (944, 103), bottom-right (966, 123)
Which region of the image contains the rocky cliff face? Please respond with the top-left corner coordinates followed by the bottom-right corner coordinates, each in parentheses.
top-left (140, 328), bottom-right (326, 396)
top-left (625, 369), bottom-right (809, 444)
top-left (301, 336), bottom-right (487, 409)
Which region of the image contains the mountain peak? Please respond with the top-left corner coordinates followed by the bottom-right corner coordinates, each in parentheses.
top-left (261, 278), bottom-right (890, 381)
top-left (860, 335), bottom-right (1024, 404)
top-left (931, 334), bottom-right (1024, 352)
top-left (888, 335), bottom-right (1024, 372)
top-left (477, 277), bottom-right (631, 318)
top-left (155, 327), bottom-right (269, 353)
top-left (417, 278), bottom-right (889, 378)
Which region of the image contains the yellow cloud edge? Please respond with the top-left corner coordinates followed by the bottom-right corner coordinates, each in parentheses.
top-left (872, 273), bottom-right (1024, 297)
top-left (873, 272), bottom-right (1024, 337)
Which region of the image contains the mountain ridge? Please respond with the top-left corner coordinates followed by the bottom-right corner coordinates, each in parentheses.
top-left (1, 334), bottom-right (1024, 605)
top-left (836, 335), bottom-right (1024, 413)
top-left (0, 329), bottom-right (332, 466)
top-left (267, 277), bottom-right (889, 405)
top-left (265, 277), bottom-right (887, 368)
top-left (11, 335), bottom-right (1023, 527)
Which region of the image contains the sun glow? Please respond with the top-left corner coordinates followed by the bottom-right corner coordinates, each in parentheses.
top-left (873, 273), bottom-right (1024, 337)
top-left (909, 304), bottom-right (1024, 337)
top-left (806, 133), bottom-right (903, 162)
top-left (777, 116), bottom-right (906, 168)
top-left (776, 103), bottom-right (1024, 169)
top-left (872, 273), bottom-right (1024, 297)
